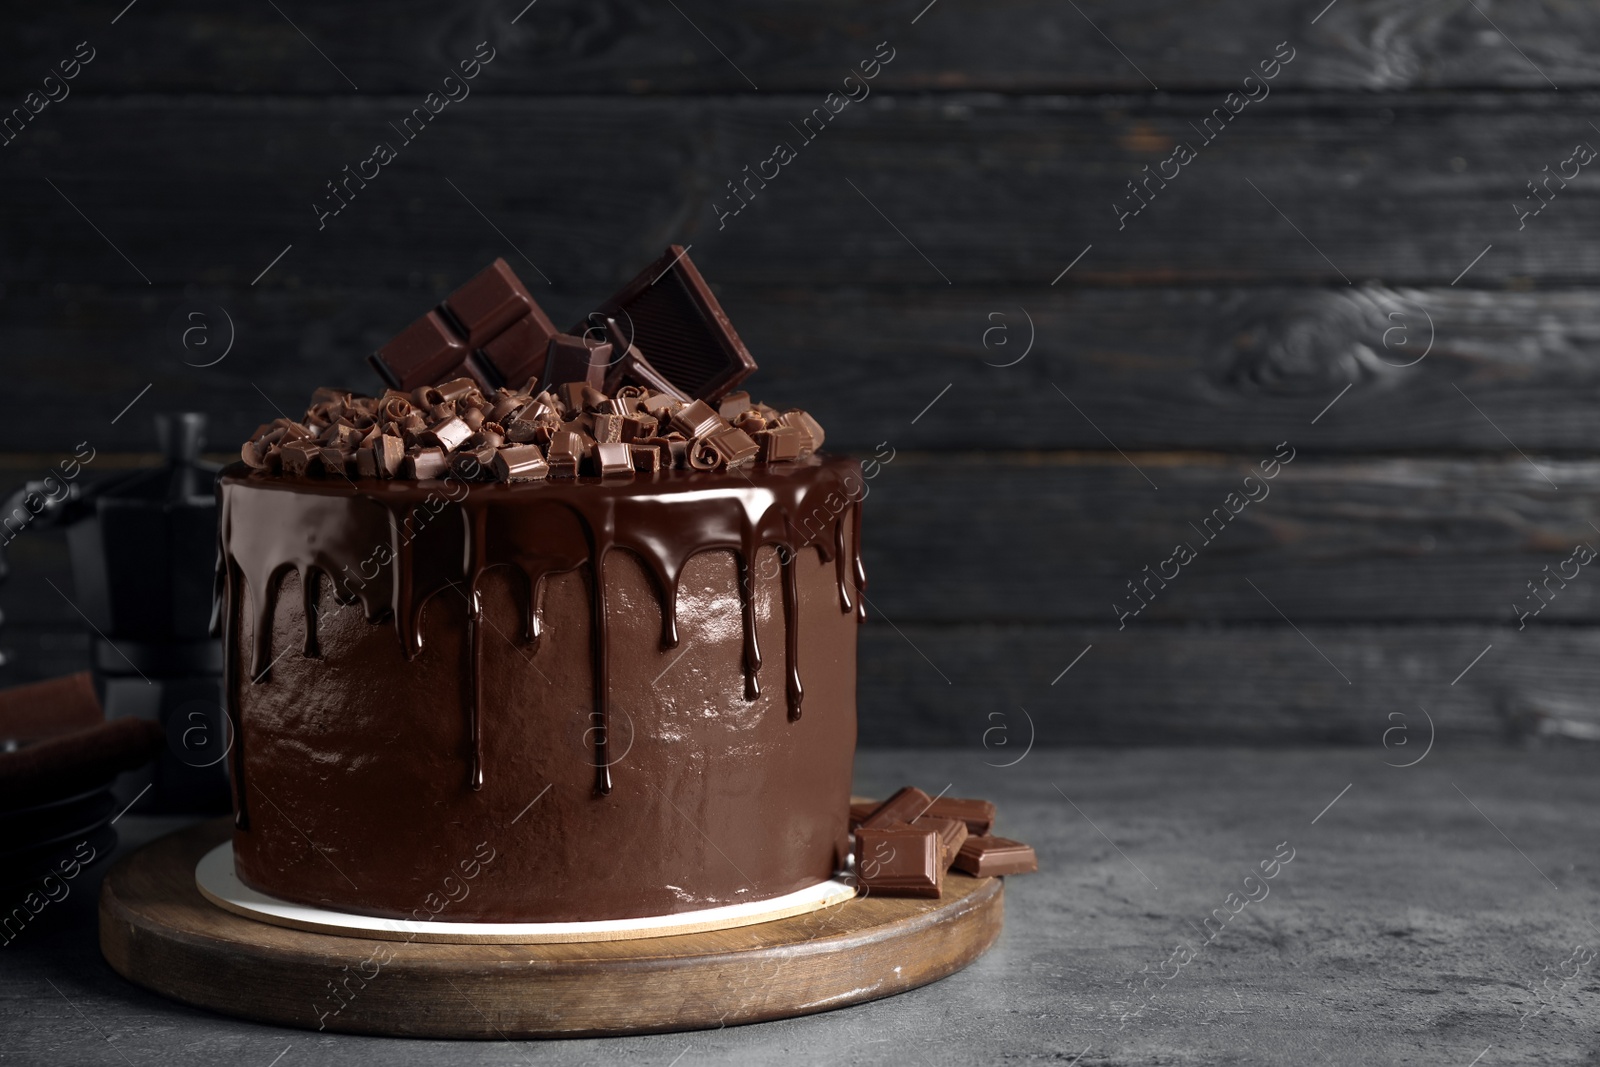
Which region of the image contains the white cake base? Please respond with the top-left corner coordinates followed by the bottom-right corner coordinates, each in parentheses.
top-left (194, 842), bottom-right (857, 944)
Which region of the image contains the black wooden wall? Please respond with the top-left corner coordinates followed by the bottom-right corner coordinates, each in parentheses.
top-left (3, 1), bottom-right (1599, 746)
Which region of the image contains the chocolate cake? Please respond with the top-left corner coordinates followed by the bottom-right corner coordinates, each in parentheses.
top-left (217, 252), bottom-right (866, 923)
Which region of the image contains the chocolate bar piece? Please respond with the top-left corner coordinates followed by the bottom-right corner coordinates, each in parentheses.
top-left (849, 800), bottom-right (876, 828)
top-left (403, 448), bottom-right (448, 480)
top-left (421, 415), bottom-right (472, 453)
top-left (492, 444), bottom-right (549, 483)
top-left (856, 825), bottom-right (942, 898)
top-left (479, 314), bottom-right (552, 388)
top-left (544, 334), bottom-right (614, 391)
top-left (443, 257), bottom-right (554, 347)
top-left (861, 786), bottom-right (935, 829)
top-left (670, 399), bottom-right (725, 439)
top-left (755, 426), bottom-right (801, 462)
top-left (953, 836), bottom-right (1038, 878)
top-left (913, 815), bottom-right (970, 871)
top-left (594, 441), bottom-right (634, 476)
top-left (371, 310), bottom-right (469, 392)
top-left (927, 796), bottom-right (997, 837)
top-left (629, 443), bottom-right (662, 473)
top-left (582, 245), bottom-right (757, 403)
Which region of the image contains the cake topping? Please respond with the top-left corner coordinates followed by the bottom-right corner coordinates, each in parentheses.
top-left (240, 376), bottom-right (822, 481)
top-left (849, 790), bottom-right (1038, 896)
top-left (247, 248), bottom-right (822, 481)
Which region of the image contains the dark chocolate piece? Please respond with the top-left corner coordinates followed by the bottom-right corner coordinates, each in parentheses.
top-left (544, 334), bottom-right (614, 392)
top-left (856, 824), bottom-right (942, 898)
top-left (479, 315), bottom-right (552, 388)
top-left (278, 439), bottom-right (320, 476)
top-left (582, 245), bottom-right (757, 402)
top-left (861, 786), bottom-right (935, 829)
top-left (443, 257), bottom-right (554, 347)
top-left (927, 796), bottom-right (997, 837)
top-left (371, 310), bottom-right (470, 392)
top-left (953, 835), bottom-right (1038, 878)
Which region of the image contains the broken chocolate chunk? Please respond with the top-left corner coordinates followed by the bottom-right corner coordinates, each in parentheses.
top-left (443, 257), bottom-right (555, 348)
top-left (595, 441), bottom-right (634, 477)
top-left (670, 399), bottom-right (725, 440)
top-left (953, 836), bottom-right (1037, 877)
top-left (492, 444), bottom-right (550, 483)
top-left (913, 815), bottom-right (970, 871)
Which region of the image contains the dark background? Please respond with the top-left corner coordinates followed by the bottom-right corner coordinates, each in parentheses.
top-left (3, 0), bottom-right (1598, 747)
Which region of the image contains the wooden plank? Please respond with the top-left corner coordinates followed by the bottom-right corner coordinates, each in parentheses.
top-left (3, 0), bottom-right (1598, 93)
top-left (854, 621), bottom-right (1600, 746)
top-left (2, 94), bottom-right (1595, 293)
top-left (7, 284), bottom-right (1600, 455)
top-left (6, 454), bottom-right (1600, 627)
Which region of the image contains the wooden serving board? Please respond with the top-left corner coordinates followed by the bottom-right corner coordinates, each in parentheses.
top-left (99, 818), bottom-right (1004, 1038)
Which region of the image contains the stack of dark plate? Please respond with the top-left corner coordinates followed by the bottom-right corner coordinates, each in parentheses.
top-left (0, 673), bottom-right (163, 899)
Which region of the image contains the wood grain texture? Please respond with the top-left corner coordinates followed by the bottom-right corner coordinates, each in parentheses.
top-left (99, 817), bottom-right (1004, 1038)
top-left (10, 284), bottom-right (1600, 455)
top-left (1, 94), bottom-right (1594, 294)
top-left (3, 0), bottom-right (1598, 93)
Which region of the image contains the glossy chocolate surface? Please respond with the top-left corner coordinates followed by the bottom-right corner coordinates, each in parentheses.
top-left (218, 456), bottom-right (865, 922)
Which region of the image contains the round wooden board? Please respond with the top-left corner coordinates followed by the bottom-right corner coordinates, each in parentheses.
top-left (99, 818), bottom-right (1005, 1038)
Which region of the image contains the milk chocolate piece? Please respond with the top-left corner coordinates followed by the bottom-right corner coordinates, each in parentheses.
top-left (913, 815), bottom-right (970, 871)
top-left (755, 426), bottom-right (801, 462)
top-left (717, 391), bottom-right (752, 421)
top-left (927, 796), bottom-right (997, 837)
top-left (422, 415), bottom-right (472, 453)
top-left (629, 443), bottom-right (662, 473)
top-left (849, 800), bottom-right (876, 827)
top-left (403, 448), bottom-right (448, 480)
top-left (585, 244), bottom-right (757, 402)
top-left (278, 439), bottom-right (320, 476)
top-left (492, 444), bottom-right (549, 483)
top-left (779, 410), bottom-right (825, 456)
top-left (953, 836), bottom-right (1038, 878)
top-left (443, 257), bottom-right (555, 347)
top-left (544, 334), bottom-right (614, 391)
top-left (592, 413), bottom-right (624, 444)
top-left (371, 310), bottom-right (468, 391)
top-left (356, 446), bottom-right (379, 478)
top-left (547, 429), bottom-right (584, 477)
top-left (704, 426), bottom-right (759, 468)
top-left (594, 441), bottom-right (634, 477)
top-left (670, 399), bottom-right (725, 439)
top-left (856, 825), bottom-right (942, 898)
top-left (436, 377), bottom-right (479, 404)
top-left (861, 786), bottom-right (935, 829)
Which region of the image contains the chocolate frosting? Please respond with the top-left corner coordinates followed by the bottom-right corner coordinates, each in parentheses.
top-left (217, 457), bottom-right (867, 922)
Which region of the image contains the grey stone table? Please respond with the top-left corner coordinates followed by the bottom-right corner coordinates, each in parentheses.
top-left (3, 748), bottom-right (1596, 1066)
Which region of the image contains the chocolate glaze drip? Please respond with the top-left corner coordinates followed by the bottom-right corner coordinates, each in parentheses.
top-left (219, 456), bottom-right (864, 810)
